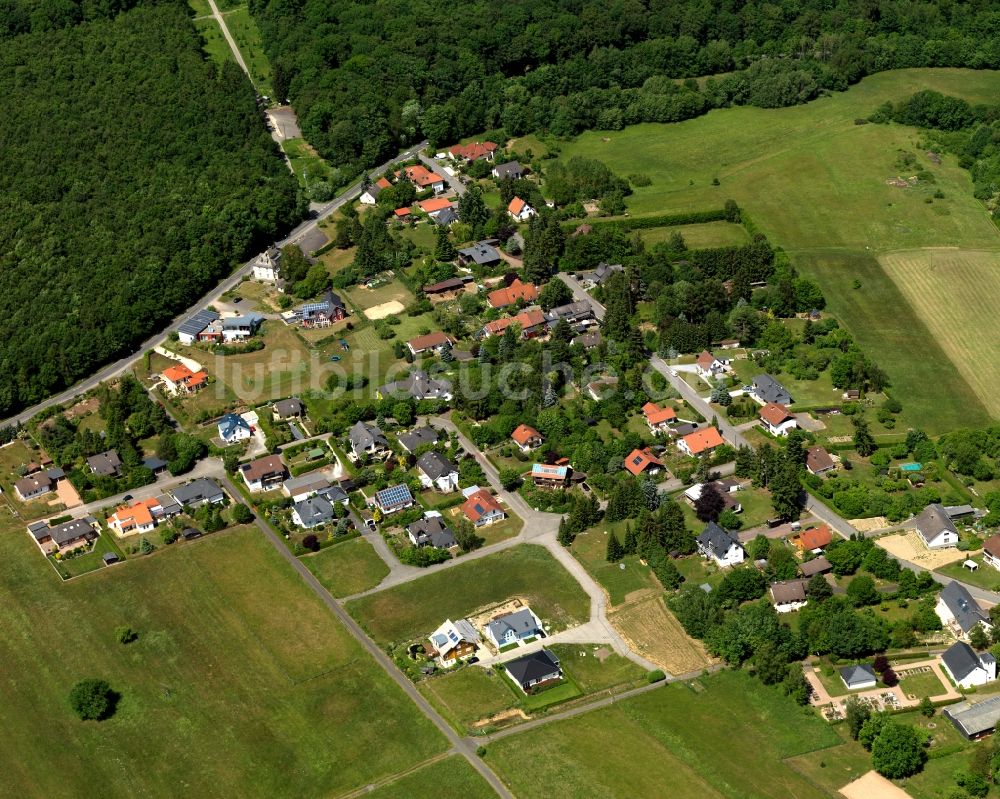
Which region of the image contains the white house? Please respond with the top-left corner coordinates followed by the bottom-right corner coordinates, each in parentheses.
top-left (915, 503), bottom-right (959, 549)
top-left (695, 522), bottom-right (745, 568)
top-left (695, 350), bottom-right (727, 379)
top-left (252, 246), bottom-right (282, 282)
top-left (415, 451), bottom-right (460, 493)
top-left (483, 608), bottom-right (542, 649)
top-left (769, 580), bottom-right (809, 613)
top-left (508, 196), bottom-right (535, 222)
top-left (984, 535), bottom-right (1000, 571)
top-left (759, 403), bottom-right (797, 437)
top-left (936, 581), bottom-right (992, 640)
top-left (942, 641), bottom-right (997, 689)
top-left (218, 412), bottom-right (253, 444)
top-left (840, 664), bottom-right (878, 691)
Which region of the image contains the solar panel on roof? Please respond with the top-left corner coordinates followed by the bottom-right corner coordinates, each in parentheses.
top-left (377, 485), bottom-right (413, 506)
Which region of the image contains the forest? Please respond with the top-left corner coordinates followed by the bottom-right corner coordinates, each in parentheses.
top-left (0, 3), bottom-right (303, 416)
top-left (250, 0), bottom-right (1000, 175)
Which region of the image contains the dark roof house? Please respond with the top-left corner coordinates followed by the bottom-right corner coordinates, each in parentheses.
top-left (457, 241), bottom-right (502, 267)
top-left (398, 427), bottom-right (440, 452)
top-left (938, 580), bottom-right (991, 634)
top-left (504, 649), bottom-right (562, 693)
top-left (87, 450), bottom-right (122, 477)
top-left (171, 478), bottom-right (225, 507)
top-left (407, 515), bottom-right (457, 548)
top-left (751, 374), bottom-right (793, 405)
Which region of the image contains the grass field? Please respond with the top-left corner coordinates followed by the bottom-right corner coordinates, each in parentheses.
top-left (365, 756), bottom-right (496, 799)
top-left (346, 545), bottom-right (590, 646)
top-left (486, 670), bottom-right (840, 799)
top-left (570, 524), bottom-right (661, 607)
top-left (550, 643), bottom-right (646, 692)
top-left (607, 594), bottom-right (712, 675)
top-left (223, 7), bottom-right (272, 96)
top-left (281, 137), bottom-right (338, 189)
top-left (420, 666), bottom-right (521, 731)
top-left (302, 536), bottom-right (390, 597)
top-left (937, 557), bottom-right (1000, 592)
top-left (640, 221), bottom-right (750, 249)
top-left (193, 17), bottom-right (233, 67)
top-left (558, 68), bottom-right (1000, 434)
top-left (0, 524), bottom-right (448, 798)
top-left (342, 278), bottom-right (415, 312)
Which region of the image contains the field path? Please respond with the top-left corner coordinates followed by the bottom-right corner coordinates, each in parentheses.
top-left (207, 0), bottom-right (254, 88)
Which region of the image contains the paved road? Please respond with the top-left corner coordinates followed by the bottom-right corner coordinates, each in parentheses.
top-left (419, 154), bottom-right (466, 196)
top-left (556, 273), bottom-right (606, 321)
top-left (220, 476), bottom-right (514, 799)
top-left (68, 459), bottom-right (222, 518)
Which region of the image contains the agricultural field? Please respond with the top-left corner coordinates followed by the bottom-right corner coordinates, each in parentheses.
top-left (607, 594), bottom-right (713, 675)
top-left (346, 545), bottom-right (590, 646)
top-left (301, 536), bottom-right (390, 597)
top-left (365, 756), bottom-right (496, 799)
top-left (557, 68), bottom-right (1000, 434)
top-left (0, 523), bottom-right (448, 798)
top-left (639, 221), bottom-right (749, 249)
top-left (485, 671), bottom-right (840, 799)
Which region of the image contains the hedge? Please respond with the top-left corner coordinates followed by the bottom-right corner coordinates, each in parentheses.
top-left (560, 208), bottom-right (728, 233)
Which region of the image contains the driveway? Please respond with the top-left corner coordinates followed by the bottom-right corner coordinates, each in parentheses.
top-left (556, 273), bottom-right (606, 321)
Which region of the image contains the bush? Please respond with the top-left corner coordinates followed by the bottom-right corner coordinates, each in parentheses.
top-left (647, 669), bottom-right (666, 683)
top-left (69, 679), bottom-right (117, 721)
top-left (115, 626), bottom-right (137, 645)
top-left (231, 503), bottom-right (254, 524)
top-left (302, 534), bottom-right (320, 552)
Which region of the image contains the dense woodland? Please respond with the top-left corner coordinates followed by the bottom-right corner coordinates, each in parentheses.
top-left (250, 0), bottom-right (1000, 174)
top-left (0, 3), bottom-right (303, 416)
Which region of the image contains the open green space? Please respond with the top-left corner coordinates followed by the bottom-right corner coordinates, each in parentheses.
top-left (419, 666), bottom-right (520, 732)
top-left (549, 643), bottom-right (646, 693)
top-left (570, 523), bottom-right (660, 607)
top-left (346, 545), bottom-right (590, 645)
top-left (51, 533), bottom-right (128, 580)
top-left (639, 221), bottom-right (749, 249)
top-left (223, 7), bottom-right (272, 96)
top-left (557, 68), bottom-right (1000, 434)
top-left (365, 755), bottom-right (496, 799)
top-left (281, 137), bottom-right (338, 189)
top-left (0, 523), bottom-right (446, 798)
top-left (937, 558), bottom-right (1000, 592)
top-left (193, 17), bottom-right (233, 68)
top-left (486, 670), bottom-right (840, 799)
top-left (187, 0), bottom-right (211, 16)
top-left (302, 536), bottom-right (390, 597)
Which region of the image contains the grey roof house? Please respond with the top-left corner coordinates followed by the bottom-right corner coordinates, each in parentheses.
top-left (272, 397), bottom-right (304, 419)
top-left (398, 426), bottom-right (440, 453)
top-left (914, 503), bottom-right (959, 549)
top-left (416, 451), bottom-right (459, 492)
top-left (87, 450), bottom-right (122, 477)
top-left (177, 309), bottom-right (220, 344)
top-left (751, 374), bottom-right (793, 406)
top-left (945, 695), bottom-right (1000, 739)
top-left (379, 370), bottom-right (452, 401)
top-left (695, 522), bottom-right (745, 567)
top-left (171, 478), bottom-right (226, 508)
top-left (484, 608), bottom-right (542, 648)
top-left (937, 580), bottom-right (991, 636)
top-left (504, 648), bottom-right (562, 693)
top-left (941, 641), bottom-right (997, 689)
top-left (349, 421), bottom-right (388, 458)
top-left (840, 663), bottom-right (878, 690)
top-left (457, 241), bottom-right (502, 267)
top-left (584, 262), bottom-right (624, 285)
top-left (292, 495), bottom-right (336, 528)
top-left (492, 161), bottom-right (523, 180)
top-left (407, 515), bottom-right (457, 549)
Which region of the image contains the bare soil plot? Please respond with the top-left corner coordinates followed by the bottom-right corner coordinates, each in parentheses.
top-left (879, 249), bottom-right (1000, 417)
top-left (840, 770), bottom-right (915, 799)
top-left (366, 300), bottom-right (406, 320)
top-left (342, 279), bottom-right (414, 312)
top-left (876, 531), bottom-right (965, 569)
top-left (608, 594), bottom-right (712, 675)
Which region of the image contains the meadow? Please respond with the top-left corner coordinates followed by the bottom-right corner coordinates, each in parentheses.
top-left (558, 68), bottom-right (1000, 434)
top-left (365, 755), bottom-right (496, 799)
top-left (346, 545), bottom-right (590, 645)
top-left (485, 670), bottom-right (841, 799)
top-left (223, 7), bottom-right (272, 96)
top-left (301, 535), bottom-right (390, 597)
top-left (640, 221), bottom-right (749, 249)
top-left (0, 523), bottom-right (447, 798)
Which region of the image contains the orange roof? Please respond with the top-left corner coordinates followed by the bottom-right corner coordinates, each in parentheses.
top-left (394, 207), bottom-right (412, 217)
top-left (516, 309), bottom-right (546, 328)
top-left (110, 497), bottom-right (158, 529)
top-left (794, 525), bottom-right (833, 550)
top-left (162, 364), bottom-right (195, 383)
top-left (642, 402), bottom-right (677, 426)
top-left (508, 196), bottom-right (526, 214)
top-left (696, 350), bottom-right (716, 367)
top-left (759, 402), bottom-right (793, 427)
top-left (482, 317), bottom-right (516, 336)
top-left (376, 177), bottom-right (392, 189)
top-left (511, 424), bottom-right (542, 446)
top-left (408, 331), bottom-right (453, 351)
top-left (418, 197), bottom-right (453, 214)
top-left (681, 427), bottom-right (725, 455)
top-left (461, 488), bottom-right (504, 522)
top-left (404, 165), bottom-right (441, 187)
top-left (488, 279), bottom-right (538, 308)
top-left (187, 371), bottom-right (208, 387)
top-left (450, 141), bottom-right (497, 160)
top-left (624, 447), bottom-right (663, 476)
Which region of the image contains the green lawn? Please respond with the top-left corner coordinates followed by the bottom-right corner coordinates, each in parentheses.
top-left (51, 533), bottom-right (128, 579)
top-left (302, 536), bottom-right (390, 597)
top-left (485, 670), bottom-right (840, 799)
top-left (419, 666), bottom-right (520, 732)
top-left (346, 545), bottom-right (591, 645)
top-left (193, 17), bottom-right (233, 68)
top-left (549, 643), bottom-right (646, 693)
top-left (282, 138), bottom-right (338, 189)
top-left (223, 7), bottom-right (272, 96)
top-left (557, 68), bottom-right (1000, 434)
top-left (896, 668), bottom-right (949, 700)
top-left (639, 221), bottom-right (749, 249)
top-left (0, 523), bottom-right (447, 798)
top-left (936, 558), bottom-right (1000, 592)
top-left (365, 755), bottom-right (496, 799)
top-left (187, 0), bottom-right (211, 15)
top-left (570, 523), bottom-right (660, 607)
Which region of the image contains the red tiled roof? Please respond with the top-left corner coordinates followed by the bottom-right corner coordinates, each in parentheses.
top-left (394, 207), bottom-right (412, 217)
top-left (642, 402), bottom-right (677, 426)
top-left (449, 141), bottom-right (497, 161)
top-left (624, 447), bottom-right (663, 476)
top-left (407, 331), bottom-right (453, 351)
top-left (681, 427), bottom-right (724, 455)
top-left (376, 177), bottom-right (392, 189)
top-left (404, 165), bottom-right (441, 188)
top-left (461, 488), bottom-right (503, 522)
top-left (794, 525), bottom-right (833, 550)
top-left (488, 279), bottom-right (538, 308)
top-left (759, 402), bottom-right (793, 427)
top-left (984, 534), bottom-right (1000, 560)
top-left (418, 197), bottom-right (453, 213)
top-left (805, 446), bottom-right (835, 473)
top-left (508, 197), bottom-right (526, 214)
top-left (511, 424), bottom-right (541, 446)
top-left (696, 350), bottom-right (715, 368)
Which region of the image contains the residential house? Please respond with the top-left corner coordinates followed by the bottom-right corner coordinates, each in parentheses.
top-left (177, 309), bottom-right (221, 345)
top-left (434, 207), bottom-right (458, 227)
top-left (507, 196), bottom-right (535, 222)
top-left (479, 309), bottom-right (547, 339)
top-left (240, 454), bottom-right (287, 493)
top-left (142, 457), bottom-right (167, 475)
top-left (461, 488), bottom-right (506, 527)
top-left (407, 515), bottom-right (457, 549)
top-left (936, 580), bottom-right (992, 639)
top-left (292, 495), bottom-right (336, 528)
top-left (416, 451), bottom-right (460, 492)
top-left (840, 664), bottom-right (878, 690)
top-left (530, 463), bottom-right (571, 489)
top-left (272, 397), bottom-right (304, 421)
top-left (252, 246), bottom-right (282, 282)
top-left (374, 484), bottom-right (415, 515)
top-left (511, 424), bottom-right (543, 453)
top-left (683, 482), bottom-right (742, 513)
top-left (719, 339), bottom-right (741, 349)
top-left (484, 608), bottom-right (542, 649)
top-left (292, 290), bottom-right (347, 328)
top-left (448, 141), bottom-right (497, 162)
top-left (407, 331), bottom-right (455, 356)
top-left (417, 197), bottom-right (454, 219)
top-left (770, 579), bottom-right (809, 613)
top-left (26, 516), bottom-right (99, 555)
top-left (944, 695), bottom-right (1000, 740)
top-left (393, 207), bottom-right (412, 221)
top-left (983, 535), bottom-right (1000, 571)
top-left (398, 426), bottom-right (440, 454)
top-left (642, 401), bottom-right (677, 434)
top-left (750, 374), bottom-right (793, 406)
top-left (423, 277), bottom-right (468, 297)
top-left (108, 497), bottom-right (164, 536)
top-left (283, 473), bottom-right (332, 503)
top-left (14, 472), bottom-right (55, 502)
top-left (916, 503), bottom-right (960, 549)
top-left (170, 478), bottom-right (225, 508)
top-left (504, 649), bottom-right (562, 693)
top-left (696, 521), bottom-right (745, 567)
top-left (544, 301), bottom-right (594, 332)
top-left (624, 447), bottom-right (665, 477)
top-left (678, 427), bottom-right (725, 458)
top-left (942, 641), bottom-right (997, 689)
top-left (492, 161), bottom-right (523, 180)
top-left (487, 279), bottom-right (538, 309)
top-left (428, 618), bottom-right (480, 665)
top-left (348, 421), bottom-right (389, 459)
top-left (160, 364), bottom-right (208, 395)
top-left (805, 446), bottom-right (836, 475)
top-left (585, 376), bottom-right (619, 400)
top-left (799, 555), bottom-right (832, 578)
top-left (791, 525), bottom-right (833, 552)
top-left (695, 351), bottom-right (727, 379)
top-left (584, 262), bottom-right (624, 286)
top-left (359, 177), bottom-right (392, 205)
top-left (218, 413), bottom-right (253, 444)
top-left (759, 403), bottom-right (797, 437)
top-left (87, 450), bottom-right (122, 478)
top-left (403, 164), bottom-right (445, 194)
top-left (458, 241), bottom-right (502, 268)
top-left (379, 370), bottom-right (452, 401)
top-left (572, 331), bottom-right (602, 349)
top-left (842, 389), bottom-right (861, 401)
top-left (221, 313), bottom-right (264, 342)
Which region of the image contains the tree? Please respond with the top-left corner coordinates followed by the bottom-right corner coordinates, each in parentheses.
top-left (433, 227), bottom-right (457, 262)
top-left (749, 534), bottom-right (771, 561)
top-left (302, 534), bottom-right (320, 552)
top-left (970, 624), bottom-right (990, 651)
top-left (694, 483), bottom-right (725, 522)
top-left (752, 640), bottom-right (790, 685)
top-left (499, 467), bottom-right (521, 490)
top-left (806, 572), bottom-right (833, 601)
top-left (858, 712), bottom-right (889, 750)
top-left (231, 503), bottom-right (254, 524)
top-left (69, 679), bottom-right (117, 721)
top-left (919, 696), bottom-right (935, 717)
top-left (115, 626), bottom-right (137, 645)
top-left (537, 279), bottom-right (573, 311)
top-left (622, 524), bottom-right (638, 555)
top-left (606, 531), bottom-right (625, 562)
top-left (557, 516), bottom-right (575, 547)
top-left (852, 415), bottom-right (876, 457)
top-left (458, 187), bottom-right (488, 234)
top-left (871, 722), bottom-right (927, 779)
top-left (847, 574), bottom-right (880, 607)
top-left (845, 697), bottom-right (871, 740)
top-left (881, 667), bottom-right (898, 687)
top-left (769, 459), bottom-right (803, 520)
